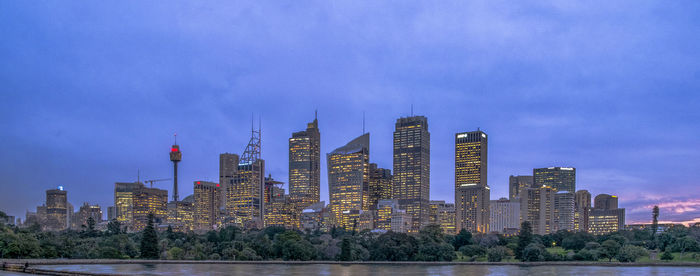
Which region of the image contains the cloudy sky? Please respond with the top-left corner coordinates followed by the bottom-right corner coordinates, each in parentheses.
top-left (1, 1), bottom-right (699, 225)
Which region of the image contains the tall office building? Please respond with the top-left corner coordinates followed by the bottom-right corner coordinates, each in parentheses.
top-left (520, 186), bottom-right (555, 235)
top-left (509, 175), bottom-right (534, 200)
top-left (131, 185), bottom-right (168, 231)
top-left (589, 194), bottom-right (625, 235)
top-left (45, 187), bottom-right (68, 231)
top-left (194, 181), bottom-right (221, 230)
top-left (455, 130), bottom-right (489, 233)
top-left (393, 116), bottom-right (430, 231)
top-left (534, 167), bottom-right (576, 192)
top-left (369, 163), bottom-right (392, 210)
top-left (74, 203), bottom-right (102, 228)
top-left (327, 133), bottom-right (370, 230)
top-left (574, 190), bottom-right (591, 232)
top-left (263, 175), bottom-right (298, 229)
top-left (114, 181), bottom-right (144, 224)
top-left (219, 153), bottom-right (239, 210)
top-left (289, 114), bottom-right (321, 209)
top-left (167, 196), bottom-right (194, 232)
top-left (554, 191), bottom-right (575, 231)
top-left (225, 122), bottom-right (265, 229)
top-left (489, 198), bottom-right (520, 234)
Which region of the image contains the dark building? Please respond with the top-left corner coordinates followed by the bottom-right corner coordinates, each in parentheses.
top-left (533, 167), bottom-right (576, 192)
top-left (45, 187), bottom-right (68, 231)
top-left (393, 116), bottom-right (430, 232)
top-left (369, 163), bottom-right (392, 210)
top-left (509, 175), bottom-right (534, 200)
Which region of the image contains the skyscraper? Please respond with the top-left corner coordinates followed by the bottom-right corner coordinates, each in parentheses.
top-left (327, 133), bottom-right (370, 230)
top-left (534, 167), bottom-right (576, 192)
top-left (225, 122), bottom-right (265, 229)
top-left (429, 200), bottom-right (456, 235)
top-left (194, 181), bottom-right (221, 230)
top-left (509, 175), bottom-right (534, 200)
top-left (45, 187), bottom-right (68, 231)
top-left (393, 116), bottom-right (430, 231)
top-left (369, 163), bottom-right (392, 210)
top-left (131, 185), bottom-right (168, 231)
top-left (219, 153), bottom-right (239, 209)
top-left (554, 191), bottom-right (575, 231)
top-left (114, 181), bottom-right (143, 224)
top-left (520, 186), bottom-right (555, 235)
top-left (455, 130), bottom-right (489, 233)
top-left (289, 114), bottom-right (321, 209)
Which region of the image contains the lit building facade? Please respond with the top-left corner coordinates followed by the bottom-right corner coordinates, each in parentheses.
top-left (369, 163), bottom-right (392, 210)
top-left (114, 181), bottom-right (144, 224)
top-left (194, 181), bottom-right (221, 230)
top-left (167, 197), bottom-right (194, 232)
top-left (489, 198), bottom-right (520, 234)
top-left (131, 186), bottom-right (168, 231)
top-left (589, 194), bottom-right (625, 235)
top-left (219, 153), bottom-right (239, 211)
top-left (289, 115), bottom-right (321, 209)
top-left (455, 130), bottom-right (489, 233)
top-left (509, 175), bottom-right (534, 200)
top-left (520, 186), bottom-right (555, 235)
top-left (327, 133), bottom-right (370, 231)
top-left (227, 159), bottom-right (265, 229)
top-left (393, 116), bottom-right (430, 232)
top-left (534, 167), bottom-right (576, 192)
top-left (429, 200), bottom-right (456, 235)
top-left (300, 201), bottom-right (329, 232)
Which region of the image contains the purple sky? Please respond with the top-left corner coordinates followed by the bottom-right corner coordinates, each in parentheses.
top-left (1, 1), bottom-right (699, 225)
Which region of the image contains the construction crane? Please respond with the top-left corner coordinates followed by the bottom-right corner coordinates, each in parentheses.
top-left (145, 178), bottom-right (171, 188)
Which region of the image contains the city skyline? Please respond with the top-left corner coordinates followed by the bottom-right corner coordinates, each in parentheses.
top-left (2, 1), bottom-right (700, 227)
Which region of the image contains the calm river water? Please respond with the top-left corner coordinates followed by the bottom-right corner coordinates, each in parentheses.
top-left (3, 263), bottom-right (697, 276)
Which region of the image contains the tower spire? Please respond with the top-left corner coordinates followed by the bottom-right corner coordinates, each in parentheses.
top-left (362, 111), bottom-right (366, 134)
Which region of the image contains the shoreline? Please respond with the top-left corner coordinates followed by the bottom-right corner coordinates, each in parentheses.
top-left (2, 259), bottom-right (700, 267)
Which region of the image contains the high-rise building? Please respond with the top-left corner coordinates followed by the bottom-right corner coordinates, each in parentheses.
top-left (429, 200), bottom-right (456, 235)
top-left (455, 130), bottom-right (489, 233)
top-left (219, 153), bottom-right (239, 210)
top-left (263, 176), bottom-right (299, 229)
top-left (554, 191), bottom-right (575, 231)
top-left (114, 181), bottom-right (144, 224)
top-left (45, 187), bottom-right (68, 231)
top-left (489, 198), bottom-right (520, 234)
top-left (300, 201), bottom-right (329, 232)
top-left (225, 123), bottom-right (265, 229)
top-left (194, 181), bottom-right (221, 230)
top-left (509, 175), bottom-right (534, 200)
top-left (534, 167), bottom-right (576, 193)
top-left (131, 185), bottom-right (168, 231)
top-left (393, 116), bottom-right (430, 231)
top-left (589, 194), bottom-right (625, 235)
top-left (369, 163), bottom-right (392, 210)
top-left (574, 190), bottom-right (591, 232)
top-left (327, 133), bottom-right (370, 230)
top-left (289, 114), bottom-right (321, 209)
top-left (520, 186), bottom-right (555, 235)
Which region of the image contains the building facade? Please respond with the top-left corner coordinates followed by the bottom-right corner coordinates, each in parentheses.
top-left (489, 198), bottom-right (520, 234)
top-left (429, 200), bottom-right (456, 235)
top-left (369, 163), bottom-right (392, 210)
top-left (131, 186), bottom-right (168, 231)
top-left (554, 191), bottom-right (575, 231)
top-left (509, 175), bottom-right (534, 200)
top-left (393, 116), bottom-right (430, 231)
top-left (226, 159), bottom-right (265, 229)
top-left (289, 115), bottom-right (321, 209)
top-left (327, 133), bottom-right (370, 230)
top-left (534, 167), bottom-right (576, 192)
top-left (520, 186), bottom-right (555, 235)
top-left (455, 130), bottom-right (489, 233)
top-left (589, 194), bottom-right (625, 235)
top-left (194, 181), bottom-right (221, 230)
top-left (45, 187), bottom-right (68, 231)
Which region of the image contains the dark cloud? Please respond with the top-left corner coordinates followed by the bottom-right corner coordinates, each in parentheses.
top-left (1, 1), bottom-right (699, 224)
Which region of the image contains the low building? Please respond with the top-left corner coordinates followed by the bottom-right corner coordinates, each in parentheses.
top-left (489, 198), bottom-right (520, 234)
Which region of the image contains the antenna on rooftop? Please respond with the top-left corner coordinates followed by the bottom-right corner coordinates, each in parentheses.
top-left (411, 104), bottom-right (414, 116)
top-left (362, 111), bottom-right (366, 134)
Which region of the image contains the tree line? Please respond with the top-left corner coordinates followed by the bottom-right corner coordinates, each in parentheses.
top-left (1, 212), bottom-right (699, 262)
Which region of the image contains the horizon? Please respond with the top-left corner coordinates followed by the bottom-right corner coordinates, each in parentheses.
top-left (1, 1), bottom-right (699, 227)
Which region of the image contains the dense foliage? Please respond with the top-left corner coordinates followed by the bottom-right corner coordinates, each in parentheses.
top-left (1, 216), bottom-right (699, 262)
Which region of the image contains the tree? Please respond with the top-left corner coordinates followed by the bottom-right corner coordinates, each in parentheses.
top-left (600, 239), bottom-right (621, 261)
top-left (522, 243), bottom-right (545, 262)
top-left (516, 221), bottom-right (533, 260)
top-left (617, 245), bottom-right (647, 262)
top-left (106, 219), bottom-right (122, 235)
top-left (652, 206), bottom-right (660, 237)
top-left (339, 236), bottom-right (352, 261)
top-left (453, 229), bottom-right (472, 249)
top-left (673, 236), bottom-right (699, 258)
top-left (140, 213), bottom-right (160, 259)
top-left (660, 251), bottom-right (674, 261)
top-left (459, 244), bottom-right (486, 258)
top-left (487, 246), bottom-right (508, 262)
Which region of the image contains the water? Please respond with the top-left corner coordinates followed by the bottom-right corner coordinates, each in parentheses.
top-left (4, 263), bottom-right (700, 276)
